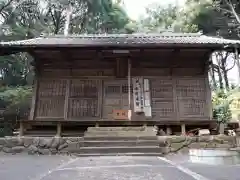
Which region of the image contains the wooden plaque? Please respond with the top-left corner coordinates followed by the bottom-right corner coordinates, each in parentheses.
top-left (112, 109), bottom-right (128, 120)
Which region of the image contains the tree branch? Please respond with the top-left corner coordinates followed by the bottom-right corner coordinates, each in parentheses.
top-left (217, 7), bottom-right (235, 14)
top-left (225, 0), bottom-right (240, 24)
top-left (0, 0), bottom-right (14, 14)
top-left (226, 59), bottom-right (236, 71)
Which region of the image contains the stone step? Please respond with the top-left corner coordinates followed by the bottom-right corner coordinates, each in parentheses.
top-left (87, 127), bottom-right (155, 132)
top-left (73, 152), bottom-right (164, 157)
top-left (84, 132), bottom-right (157, 137)
top-left (85, 131), bottom-right (156, 135)
top-left (83, 140), bottom-right (159, 147)
top-left (76, 146), bottom-right (162, 154)
top-left (83, 136), bottom-right (159, 141)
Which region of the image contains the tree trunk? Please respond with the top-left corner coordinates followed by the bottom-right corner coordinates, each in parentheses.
top-left (210, 63), bottom-right (217, 89)
top-left (236, 55), bottom-right (240, 86)
top-left (222, 69), bottom-right (229, 90)
top-left (220, 59), bottom-right (230, 90)
top-left (228, 1), bottom-right (240, 24)
top-left (217, 66), bottom-right (224, 89)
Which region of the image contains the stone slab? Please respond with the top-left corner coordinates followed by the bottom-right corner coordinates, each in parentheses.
top-left (0, 135), bottom-right (236, 156)
top-left (77, 146), bottom-right (162, 154)
top-left (87, 126), bottom-right (156, 132)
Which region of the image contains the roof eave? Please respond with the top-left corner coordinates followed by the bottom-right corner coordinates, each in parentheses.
top-left (0, 43), bottom-right (238, 56)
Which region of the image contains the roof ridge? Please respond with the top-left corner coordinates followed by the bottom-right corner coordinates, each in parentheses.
top-left (40, 33), bottom-right (203, 39)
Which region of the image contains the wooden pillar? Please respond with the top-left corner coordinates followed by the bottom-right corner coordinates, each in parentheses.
top-left (29, 79), bottom-right (38, 120)
top-left (181, 124), bottom-right (186, 135)
top-left (172, 77), bottom-right (179, 122)
top-left (19, 121), bottom-right (24, 136)
top-left (64, 79), bottom-right (70, 120)
top-left (219, 123), bottom-right (225, 135)
top-left (56, 122), bottom-right (62, 137)
top-left (98, 76), bottom-right (103, 119)
top-left (95, 123), bottom-right (99, 127)
top-left (128, 58), bottom-right (132, 120)
top-left (166, 127), bottom-right (172, 135)
top-left (204, 59), bottom-right (212, 119)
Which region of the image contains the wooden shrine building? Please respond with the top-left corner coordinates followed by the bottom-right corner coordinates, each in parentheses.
top-left (0, 33), bottom-right (240, 136)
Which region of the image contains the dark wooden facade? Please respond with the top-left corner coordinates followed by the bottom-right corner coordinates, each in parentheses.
top-left (2, 33), bottom-right (240, 129)
top-left (29, 48), bottom-right (212, 125)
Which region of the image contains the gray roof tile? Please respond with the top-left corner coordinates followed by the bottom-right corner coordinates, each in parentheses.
top-left (1, 33), bottom-right (240, 48)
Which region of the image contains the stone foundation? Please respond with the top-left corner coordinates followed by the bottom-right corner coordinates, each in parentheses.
top-left (158, 135), bottom-right (238, 155)
top-left (0, 135), bottom-right (238, 155)
top-left (0, 137), bottom-right (83, 155)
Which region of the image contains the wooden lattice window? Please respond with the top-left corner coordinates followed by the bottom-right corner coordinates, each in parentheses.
top-left (150, 79), bottom-right (174, 119)
top-left (122, 84), bottom-right (133, 94)
top-left (151, 80), bottom-right (173, 99)
top-left (68, 99), bottom-right (98, 118)
top-left (179, 99), bottom-right (205, 116)
top-left (105, 85), bottom-right (121, 94)
top-left (36, 79), bottom-right (66, 118)
top-left (70, 80), bottom-right (98, 98)
top-left (104, 84), bottom-right (132, 95)
top-left (176, 78), bottom-right (206, 118)
top-left (152, 100), bottom-right (174, 117)
top-left (68, 79), bottom-right (99, 118)
top-left (38, 79), bottom-right (66, 97)
top-left (176, 79), bottom-right (205, 98)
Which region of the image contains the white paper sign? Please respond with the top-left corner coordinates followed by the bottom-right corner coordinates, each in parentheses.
top-left (132, 77), bottom-right (144, 113)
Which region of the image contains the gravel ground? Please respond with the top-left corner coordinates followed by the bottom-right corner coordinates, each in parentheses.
top-left (0, 153), bottom-right (240, 180)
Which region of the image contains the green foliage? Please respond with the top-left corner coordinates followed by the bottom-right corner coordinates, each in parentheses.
top-left (212, 90), bottom-right (232, 123)
top-left (136, 2), bottom-right (199, 33)
top-left (212, 88), bottom-right (240, 123)
top-left (0, 53), bottom-right (33, 86)
top-left (0, 86), bottom-right (32, 118)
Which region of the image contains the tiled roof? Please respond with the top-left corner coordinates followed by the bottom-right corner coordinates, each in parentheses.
top-left (1, 33), bottom-right (240, 48)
